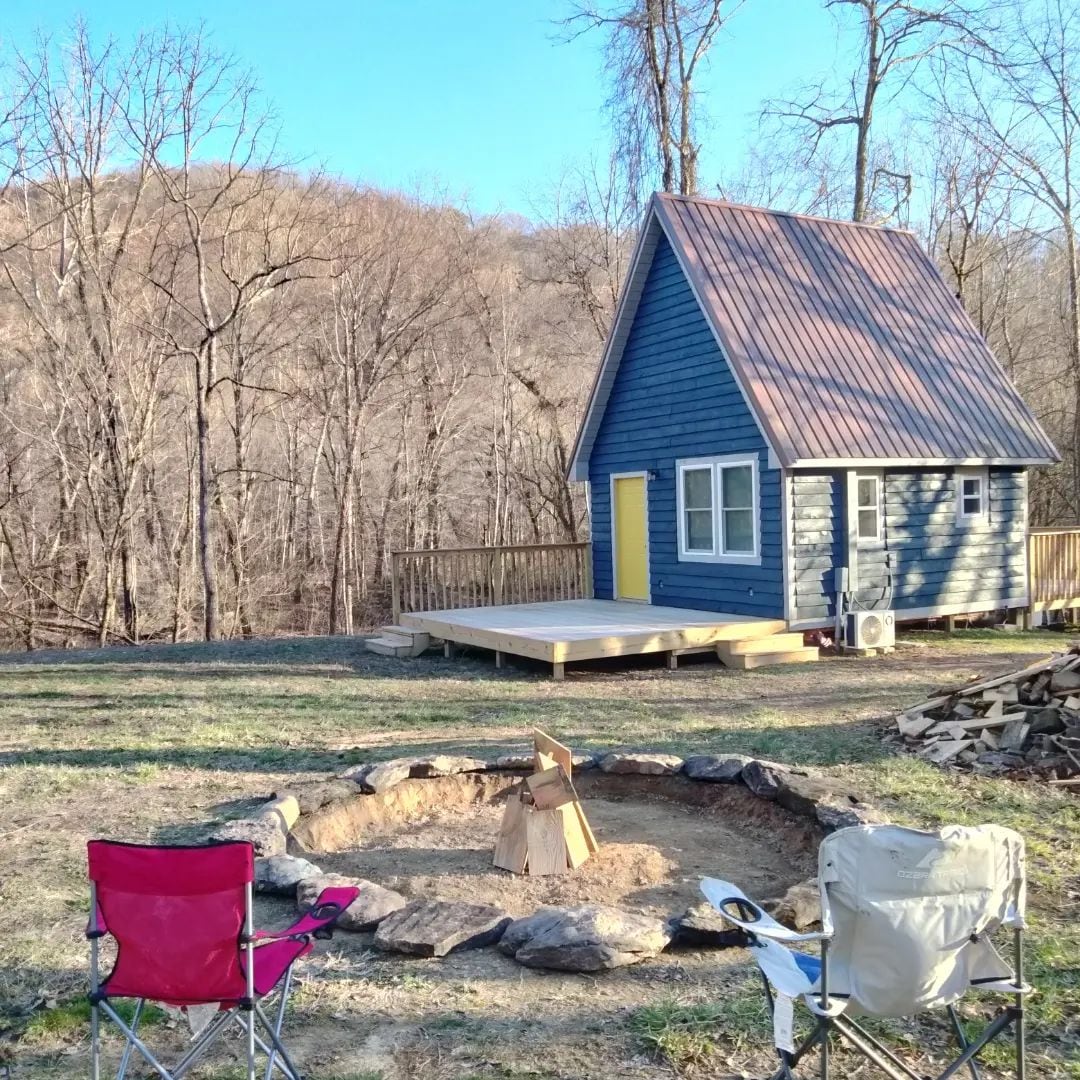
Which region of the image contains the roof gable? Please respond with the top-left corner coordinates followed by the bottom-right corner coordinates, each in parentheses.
top-left (570, 194), bottom-right (1059, 480)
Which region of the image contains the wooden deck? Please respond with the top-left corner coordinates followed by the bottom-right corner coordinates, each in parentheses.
top-left (399, 599), bottom-right (786, 678)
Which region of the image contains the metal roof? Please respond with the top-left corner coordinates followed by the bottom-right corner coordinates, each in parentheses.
top-left (569, 194), bottom-right (1058, 479)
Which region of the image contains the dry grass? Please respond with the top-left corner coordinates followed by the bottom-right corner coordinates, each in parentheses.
top-left (0, 630), bottom-right (1078, 1078)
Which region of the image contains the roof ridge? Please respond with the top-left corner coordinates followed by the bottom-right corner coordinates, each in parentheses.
top-left (654, 191), bottom-right (916, 236)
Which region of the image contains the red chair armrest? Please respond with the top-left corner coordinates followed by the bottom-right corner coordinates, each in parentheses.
top-left (254, 886), bottom-right (359, 941)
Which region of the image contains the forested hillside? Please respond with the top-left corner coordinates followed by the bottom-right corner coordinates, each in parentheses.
top-left (1, 4), bottom-right (1077, 648)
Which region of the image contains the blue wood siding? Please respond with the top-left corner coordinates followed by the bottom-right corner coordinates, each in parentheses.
top-left (859, 468), bottom-right (1027, 612)
top-left (588, 233), bottom-right (783, 618)
top-left (791, 471), bottom-right (843, 623)
top-left (790, 466), bottom-right (1028, 623)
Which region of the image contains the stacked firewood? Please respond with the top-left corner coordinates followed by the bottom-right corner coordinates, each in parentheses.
top-left (889, 647), bottom-right (1080, 783)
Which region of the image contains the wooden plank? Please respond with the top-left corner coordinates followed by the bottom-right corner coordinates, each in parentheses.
top-left (533, 729), bottom-right (574, 776)
top-left (897, 712), bottom-right (937, 737)
top-left (527, 766), bottom-right (577, 810)
top-left (927, 713), bottom-right (1022, 734)
top-left (525, 809), bottom-right (568, 875)
top-left (559, 804), bottom-right (591, 869)
top-left (923, 739), bottom-right (974, 763)
top-left (493, 794), bottom-right (528, 874)
top-left (573, 800), bottom-right (599, 853)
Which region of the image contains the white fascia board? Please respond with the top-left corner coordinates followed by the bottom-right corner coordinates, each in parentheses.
top-left (787, 457), bottom-right (1052, 469)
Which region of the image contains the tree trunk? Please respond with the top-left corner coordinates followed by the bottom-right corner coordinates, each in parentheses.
top-left (195, 348), bottom-right (220, 640)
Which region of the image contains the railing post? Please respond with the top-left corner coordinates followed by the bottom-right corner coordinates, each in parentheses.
top-left (391, 552), bottom-right (401, 625)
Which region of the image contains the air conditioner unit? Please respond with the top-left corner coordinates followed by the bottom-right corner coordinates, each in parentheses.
top-left (846, 610), bottom-right (895, 650)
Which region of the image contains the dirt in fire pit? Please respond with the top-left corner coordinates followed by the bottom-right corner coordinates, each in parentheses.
top-left (313, 773), bottom-right (818, 917)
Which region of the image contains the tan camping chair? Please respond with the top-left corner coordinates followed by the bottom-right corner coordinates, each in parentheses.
top-left (701, 823), bottom-right (1031, 1080)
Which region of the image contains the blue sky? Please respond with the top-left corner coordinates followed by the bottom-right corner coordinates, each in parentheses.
top-left (2, 1), bottom-right (843, 217)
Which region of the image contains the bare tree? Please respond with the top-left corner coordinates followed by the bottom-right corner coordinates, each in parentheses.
top-left (137, 30), bottom-right (329, 639)
top-left (564, 1), bottom-right (742, 195)
top-left (953, 0), bottom-right (1080, 511)
top-left (773, 0), bottom-right (988, 222)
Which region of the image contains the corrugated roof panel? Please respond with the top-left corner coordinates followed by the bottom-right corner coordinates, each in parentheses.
top-left (651, 194), bottom-right (1059, 467)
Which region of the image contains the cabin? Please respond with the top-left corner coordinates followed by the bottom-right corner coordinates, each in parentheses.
top-left (568, 193), bottom-right (1058, 634)
top-left (379, 194), bottom-right (1060, 678)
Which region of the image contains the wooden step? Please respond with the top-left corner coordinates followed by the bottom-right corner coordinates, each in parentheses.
top-left (376, 626), bottom-right (432, 656)
top-left (719, 646), bottom-right (820, 670)
top-left (710, 618), bottom-right (787, 641)
top-left (365, 635), bottom-right (416, 658)
top-left (717, 632), bottom-right (806, 657)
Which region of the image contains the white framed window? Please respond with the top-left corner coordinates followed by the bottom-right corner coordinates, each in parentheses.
top-left (956, 467), bottom-right (989, 525)
top-left (855, 473), bottom-right (882, 542)
top-left (676, 454), bottom-right (760, 563)
top-left (681, 465), bottom-right (714, 554)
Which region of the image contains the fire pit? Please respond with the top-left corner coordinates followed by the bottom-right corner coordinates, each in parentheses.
top-left (212, 743), bottom-right (880, 972)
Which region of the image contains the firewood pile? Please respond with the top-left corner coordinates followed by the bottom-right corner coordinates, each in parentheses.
top-left (887, 647), bottom-right (1080, 783)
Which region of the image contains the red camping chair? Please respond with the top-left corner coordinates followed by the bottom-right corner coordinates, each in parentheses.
top-left (87, 840), bottom-right (358, 1080)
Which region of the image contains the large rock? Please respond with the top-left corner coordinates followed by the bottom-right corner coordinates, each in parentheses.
top-left (279, 780), bottom-right (358, 815)
top-left (763, 879), bottom-right (821, 931)
top-left (296, 874), bottom-right (406, 932)
top-left (682, 754), bottom-right (751, 783)
top-left (815, 801), bottom-right (884, 832)
top-left (500, 905), bottom-right (672, 971)
top-left (491, 750), bottom-right (596, 772)
top-left (260, 795), bottom-right (300, 832)
top-left (372, 899), bottom-right (511, 956)
top-left (408, 755), bottom-right (489, 779)
top-left (341, 760), bottom-right (413, 793)
top-left (599, 752), bottom-right (684, 776)
top-left (491, 753), bottom-right (534, 770)
top-left (670, 903), bottom-right (748, 949)
top-left (255, 855), bottom-right (322, 895)
top-left (210, 815), bottom-right (286, 857)
top-left (741, 759), bottom-right (790, 799)
top-left (772, 773), bottom-right (838, 817)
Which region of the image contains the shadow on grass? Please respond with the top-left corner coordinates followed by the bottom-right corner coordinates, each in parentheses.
top-left (0, 715), bottom-right (894, 771)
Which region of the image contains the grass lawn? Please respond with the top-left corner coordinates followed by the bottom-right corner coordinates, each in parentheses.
top-left (0, 631), bottom-right (1077, 1078)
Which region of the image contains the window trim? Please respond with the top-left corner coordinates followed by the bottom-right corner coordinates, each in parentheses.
top-left (855, 471), bottom-right (883, 543)
top-left (676, 454), bottom-right (761, 564)
top-left (955, 466), bottom-right (989, 526)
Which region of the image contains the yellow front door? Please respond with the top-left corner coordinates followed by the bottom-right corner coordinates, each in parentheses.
top-left (613, 475), bottom-right (649, 600)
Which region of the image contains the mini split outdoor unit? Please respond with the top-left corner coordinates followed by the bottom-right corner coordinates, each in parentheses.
top-left (846, 610), bottom-right (896, 650)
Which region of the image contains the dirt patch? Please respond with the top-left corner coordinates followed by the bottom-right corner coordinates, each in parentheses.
top-left (303, 772), bottom-right (818, 918)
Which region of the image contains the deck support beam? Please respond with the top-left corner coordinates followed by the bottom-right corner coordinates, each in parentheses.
top-left (552, 662), bottom-right (565, 681)
top-left (495, 650), bottom-right (503, 669)
top-left (666, 652), bottom-right (678, 670)
top-left (444, 641), bottom-right (453, 659)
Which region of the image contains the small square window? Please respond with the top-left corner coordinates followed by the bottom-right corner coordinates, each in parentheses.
top-left (856, 474), bottom-right (881, 541)
top-left (956, 469), bottom-right (988, 523)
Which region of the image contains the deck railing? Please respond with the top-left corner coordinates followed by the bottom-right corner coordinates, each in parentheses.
top-left (390, 542), bottom-right (592, 624)
top-left (1029, 527), bottom-right (1080, 612)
